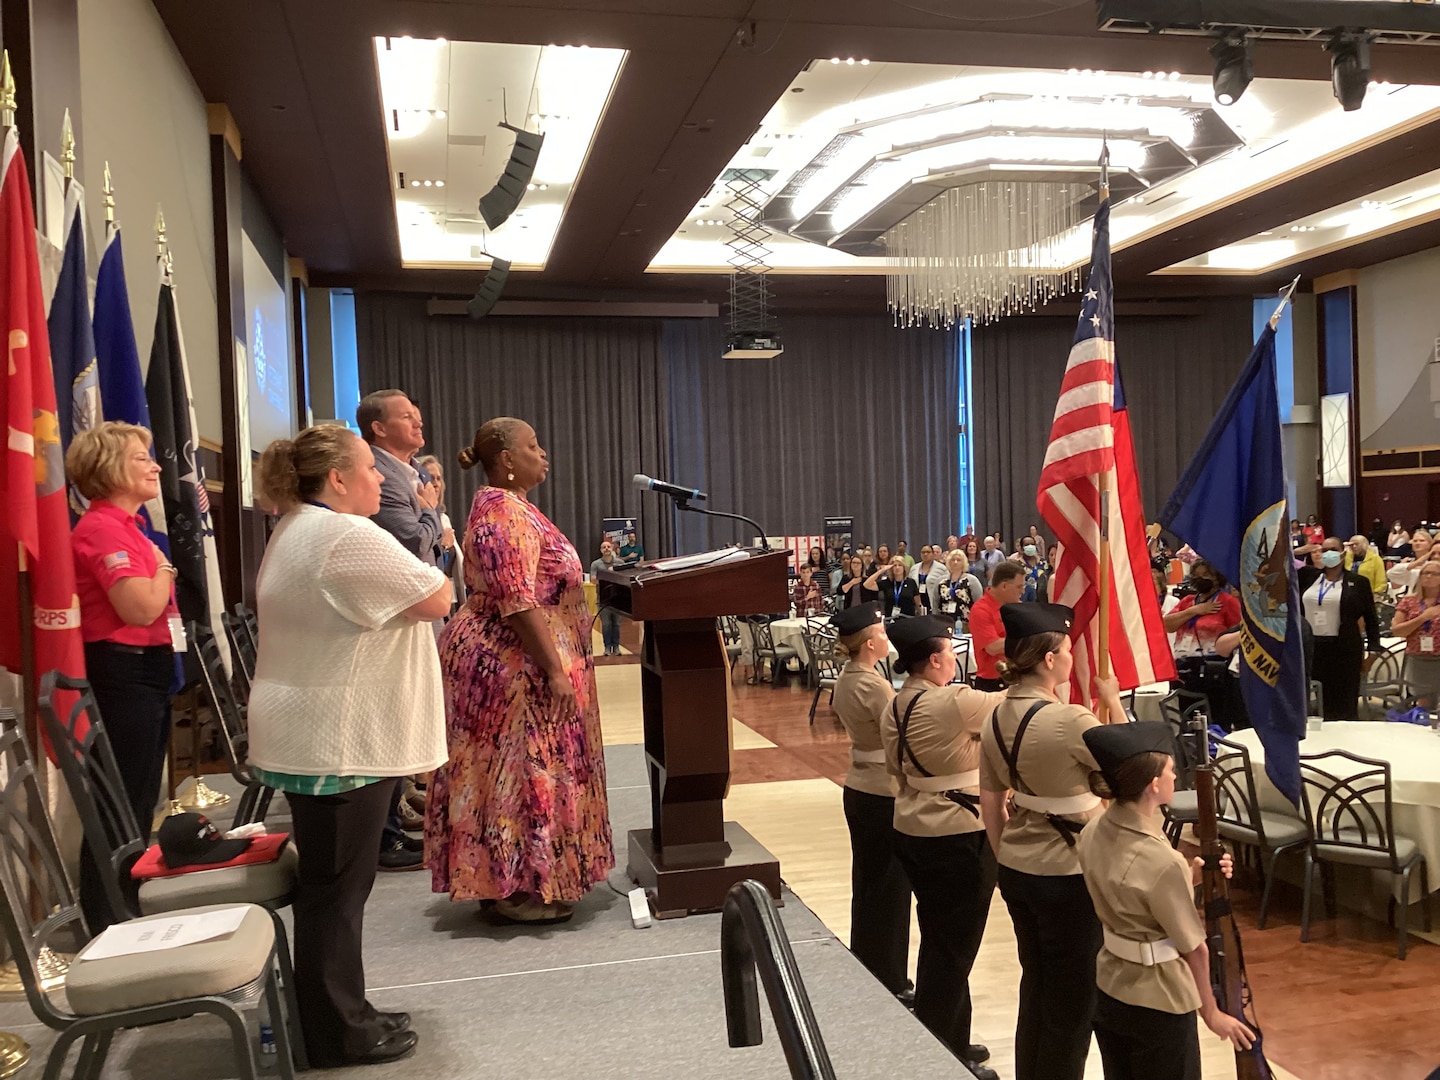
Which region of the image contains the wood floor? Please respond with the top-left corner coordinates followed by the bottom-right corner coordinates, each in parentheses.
top-left (594, 646), bottom-right (1439, 1080)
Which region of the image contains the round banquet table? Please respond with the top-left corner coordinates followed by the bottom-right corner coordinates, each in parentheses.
top-left (1228, 721), bottom-right (1440, 900)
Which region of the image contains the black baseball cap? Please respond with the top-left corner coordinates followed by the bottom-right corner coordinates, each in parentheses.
top-left (157, 812), bottom-right (253, 869)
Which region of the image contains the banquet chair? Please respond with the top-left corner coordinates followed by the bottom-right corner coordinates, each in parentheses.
top-left (221, 610), bottom-right (255, 702)
top-left (950, 637), bottom-right (972, 686)
top-left (1159, 689), bottom-right (1209, 847)
top-left (0, 715), bottom-right (296, 1080)
top-left (1360, 642), bottom-right (1408, 720)
top-left (1375, 601), bottom-right (1396, 638)
top-left (1308, 680), bottom-right (1325, 720)
top-left (1212, 736), bottom-right (1310, 929)
top-left (191, 622), bottom-right (275, 828)
top-left (1298, 748), bottom-right (1430, 959)
top-left (800, 625), bottom-right (841, 725)
top-left (34, 674), bottom-right (308, 1069)
top-left (719, 615), bottom-right (744, 674)
top-left (235, 602), bottom-right (260, 653)
top-left (747, 617), bottom-right (797, 686)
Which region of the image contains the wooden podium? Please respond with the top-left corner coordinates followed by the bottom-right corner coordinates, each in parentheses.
top-left (598, 550), bottom-right (789, 918)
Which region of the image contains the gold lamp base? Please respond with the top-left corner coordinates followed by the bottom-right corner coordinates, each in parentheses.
top-left (0, 947), bottom-right (70, 1001)
top-left (0, 1031), bottom-right (29, 1077)
top-left (175, 775), bottom-right (231, 812)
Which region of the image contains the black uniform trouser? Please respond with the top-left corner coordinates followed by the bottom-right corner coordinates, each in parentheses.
top-left (999, 865), bottom-right (1102, 1080)
top-left (1093, 990), bottom-right (1200, 1080)
top-left (1312, 635), bottom-right (1363, 720)
top-left (79, 641), bottom-right (174, 932)
top-left (841, 787), bottom-right (911, 994)
top-left (893, 830), bottom-right (997, 1059)
top-left (289, 779), bottom-right (395, 1065)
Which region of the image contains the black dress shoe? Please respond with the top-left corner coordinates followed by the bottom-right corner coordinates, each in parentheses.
top-left (352, 1030), bottom-right (418, 1066)
top-left (401, 834), bottom-right (424, 852)
top-left (378, 1011), bottom-right (411, 1034)
top-left (966, 1043), bottom-right (990, 1063)
top-left (964, 1062), bottom-right (998, 1080)
top-left (378, 840), bottom-right (424, 872)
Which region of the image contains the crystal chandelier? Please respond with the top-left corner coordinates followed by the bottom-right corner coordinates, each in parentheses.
top-left (884, 181), bottom-right (1092, 328)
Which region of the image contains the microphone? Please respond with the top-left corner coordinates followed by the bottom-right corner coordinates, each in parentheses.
top-left (633, 473), bottom-right (707, 503)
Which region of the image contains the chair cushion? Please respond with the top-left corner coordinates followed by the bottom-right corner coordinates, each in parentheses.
top-left (1314, 830), bottom-right (1420, 869)
top-left (138, 843), bottom-right (298, 914)
top-left (66, 903), bottom-right (274, 1016)
top-left (1219, 812), bottom-right (1308, 848)
top-left (1164, 790), bottom-right (1199, 822)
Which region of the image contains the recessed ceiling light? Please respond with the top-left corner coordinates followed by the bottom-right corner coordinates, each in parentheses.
top-left (830, 57), bottom-right (840, 65)
top-left (423, 179), bottom-right (432, 186)
top-left (860, 59), bottom-right (869, 66)
top-left (436, 110), bottom-right (446, 119)
top-left (527, 183), bottom-right (537, 191)
top-left (846, 57), bottom-right (855, 65)
top-left (410, 180), bottom-right (419, 187)
top-left (436, 180), bottom-right (444, 188)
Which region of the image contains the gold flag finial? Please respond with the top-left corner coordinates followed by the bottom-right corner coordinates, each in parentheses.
top-left (1, 51), bottom-right (16, 128)
top-left (61, 108), bottom-right (75, 180)
top-left (155, 205), bottom-right (167, 257)
top-left (103, 161), bottom-right (115, 223)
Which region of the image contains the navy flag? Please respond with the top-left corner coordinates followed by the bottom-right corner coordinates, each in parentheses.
top-left (46, 181), bottom-right (101, 519)
top-left (1160, 325), bottom-right (1306, 805)
top-left (94, 224), bottom-right (152, 430)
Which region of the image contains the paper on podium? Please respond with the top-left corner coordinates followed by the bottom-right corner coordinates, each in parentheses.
top-left (81, 905), bottom-right (251, 960)
top-left (647, 546), bottom-right (752, 573)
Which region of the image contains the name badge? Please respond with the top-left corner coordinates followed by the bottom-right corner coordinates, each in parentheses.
top-left (1423, 635), bottom-right (1436, 654)
top-left (169, 616), bottom-right (188, 653)
top-left (1311, 609), bottom-right (1336, 634)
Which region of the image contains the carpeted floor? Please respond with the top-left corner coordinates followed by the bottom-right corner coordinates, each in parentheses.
top-left (0, 745), bottom-right (978, 1080)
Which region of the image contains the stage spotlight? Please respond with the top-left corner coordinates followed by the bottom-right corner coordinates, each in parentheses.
top-left (1326, 32), bottom-right (1371, 112)
top-left (477, 123), bottom-right (545, 229)
top-left (1209, 34), bottom-right (1252, 106)
top-left (465, 257), bottom-right (512, 318)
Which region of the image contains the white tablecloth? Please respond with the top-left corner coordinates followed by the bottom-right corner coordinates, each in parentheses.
top-left (1228, 722), bottom-right (1440, 895)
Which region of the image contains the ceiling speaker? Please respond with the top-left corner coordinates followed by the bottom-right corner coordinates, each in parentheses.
top-left (466, 257), bottom-right (512, 318)
top-left (478, 123), bottom-right (545, 230)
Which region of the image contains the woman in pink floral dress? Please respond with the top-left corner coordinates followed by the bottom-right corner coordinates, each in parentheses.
top-left (427, 417), bottom-right (614, 924)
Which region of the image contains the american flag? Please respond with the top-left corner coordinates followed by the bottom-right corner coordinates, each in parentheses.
top-left (1037, 198), bottom-right (1176, 704)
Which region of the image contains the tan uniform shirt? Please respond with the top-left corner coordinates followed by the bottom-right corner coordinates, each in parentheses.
top-left (880, 676), bottom-right (1006, 837)
top-left (979, 686), bottom-right (1102, 876)
top-left (831, 661), bottom-right (896, 798)
top-left (1077, 800), bottom-right (1206, 1014)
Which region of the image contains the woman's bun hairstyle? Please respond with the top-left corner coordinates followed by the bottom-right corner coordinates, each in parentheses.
top-left (256, 439), bottom-right (301, 513)
top-left (994, 630), bottom-right (1067, 686)
top-left (1086, 751), bottom-right (1168, 802)
top-left (457, 444), bottom-right (479, 470)
top-left (257, 425), bottom-right (356, 513)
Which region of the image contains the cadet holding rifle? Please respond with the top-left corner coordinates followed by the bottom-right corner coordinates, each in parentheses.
top-left (1077, 722), bottom-right (1254, 1080)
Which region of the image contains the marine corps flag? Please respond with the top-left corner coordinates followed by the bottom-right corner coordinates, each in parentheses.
top-left (1160, 324), bottom-right (1306, 806)
top-left (0, 127), bottom-right (86, 702)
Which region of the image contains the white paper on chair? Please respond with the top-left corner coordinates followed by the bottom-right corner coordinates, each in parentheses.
top-left (82, 906), bottom-right (250, 960)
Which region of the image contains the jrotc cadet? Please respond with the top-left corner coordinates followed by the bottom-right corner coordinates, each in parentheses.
top-left (880, 614), bottom-right (1004, 1080)
top-left (829, 602), bottom-right (913, 1005)
top-left (1077, 722), bottom-right (1253, 1080)
top-left (978, 602), bottom-right (1125, 1080)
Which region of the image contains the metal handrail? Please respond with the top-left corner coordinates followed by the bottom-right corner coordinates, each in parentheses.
top-left (720, 880), bottom-right (837, 1080)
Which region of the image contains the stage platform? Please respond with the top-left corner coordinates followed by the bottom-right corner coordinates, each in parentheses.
top-left (0, 744), bottom-right (979, 1080)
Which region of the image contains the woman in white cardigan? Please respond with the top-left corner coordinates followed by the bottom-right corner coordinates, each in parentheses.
top-left (250, 425), bottom-right (451, 1069)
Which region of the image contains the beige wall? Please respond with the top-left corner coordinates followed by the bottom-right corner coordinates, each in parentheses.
top-left (1356, 245), bottom-right (1440, 452)
top-left (76, 0), bottom-right (221, 440)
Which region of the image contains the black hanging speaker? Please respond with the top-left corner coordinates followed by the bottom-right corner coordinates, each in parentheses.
top-left (478, 123), bottom-right (545, 230)
top-left (466, 257), bottom-right (512, 318)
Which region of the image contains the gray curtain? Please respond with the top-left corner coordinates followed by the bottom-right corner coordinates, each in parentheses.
top-left (355, 294), bottom-right (675, 560)
top-left (971, 298), bottom-right (1255, 545)
top-left (664, 316), bottom-right (960, 556)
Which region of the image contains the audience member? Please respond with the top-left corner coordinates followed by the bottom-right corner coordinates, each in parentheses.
top-left (1298, 538), bottom-right (1382, 721)
top-left (1152, 568), bottom-right (1181, 652)
top-left (806, 545), bottom-right (832, 590)
top-left (910, 545), bottom-right (945, 611)
top-left (830, 603), bottom-right (912, 1004)
top-left (896, 541), bottom-right (916, 571)
top-left (250, 424), bottom-right (451, 1067)
top-left (1392, 560), bottom-right (1440, 710)
top-left (964, 539), bottom-right (981, 566)
top-left (1389, 529), bottom-right (1433, 593)
top-left (881, 615), bottom-right (1002, 1078)
top-left (1036, 544), bottom-right (1061, 603)
top-left (414, 454), bottom-right (461, 601)
top-left (978, 535), bottom-right (1006, 583)
top-left (869, 556), bottom-right (922, 618)
top-left (590, 541), bottom-right (624, 655)
top-left (955, 530), bottom-right (973, 552)
top-left (792, 564), bottom-right (826, 616)
top-left (838, 554), bottom-right (879, 609)
top-left (1386, 519), bottom-right (1412, 557)
top-left (980, 604), bottom-right (1124, 1080)
top-left (938, 550), bottom-right (985, 628)
top-left (358, 388), bottom-right (441, 871)
top-left (1302, 514), bottom-right (1324, 546)
top-left (429, 417), bottom-right (615, 924)
top-left (861, 545), bottom-right (879, 579)
top-left (1163, 559), bottom-right (1241, 658)
top-left (970, 562), bottom-right (1026, 691)
top-left (1019, 541), bottom-right (1046, 602)
top-left (1345, 535), bottom-right (1387, 597)
top-left (65, 421), bottom-right (180, 932)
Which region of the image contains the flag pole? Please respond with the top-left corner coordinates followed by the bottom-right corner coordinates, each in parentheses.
top-left (1269, 274), bottom-right (1301, 331)
top-left (1095, 138), bottom-right (1114, 722)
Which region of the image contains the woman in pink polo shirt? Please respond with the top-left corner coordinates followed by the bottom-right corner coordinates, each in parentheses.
top-left (65, 421), bottom-right (179, 929)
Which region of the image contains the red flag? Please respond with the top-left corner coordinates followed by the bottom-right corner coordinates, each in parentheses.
top-left (0, 128), bottom-right (86, 727)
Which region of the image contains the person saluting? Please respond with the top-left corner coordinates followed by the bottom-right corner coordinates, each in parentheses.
top-left (1077, 721), bottom-right (1254, 1080)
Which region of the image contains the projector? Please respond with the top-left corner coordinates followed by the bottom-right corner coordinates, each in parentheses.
top-left (722, 332), bottom-right (784, 359)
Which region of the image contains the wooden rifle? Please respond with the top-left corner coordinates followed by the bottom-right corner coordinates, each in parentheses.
top-left (1192, 710), bottom-right (1273, 1080)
